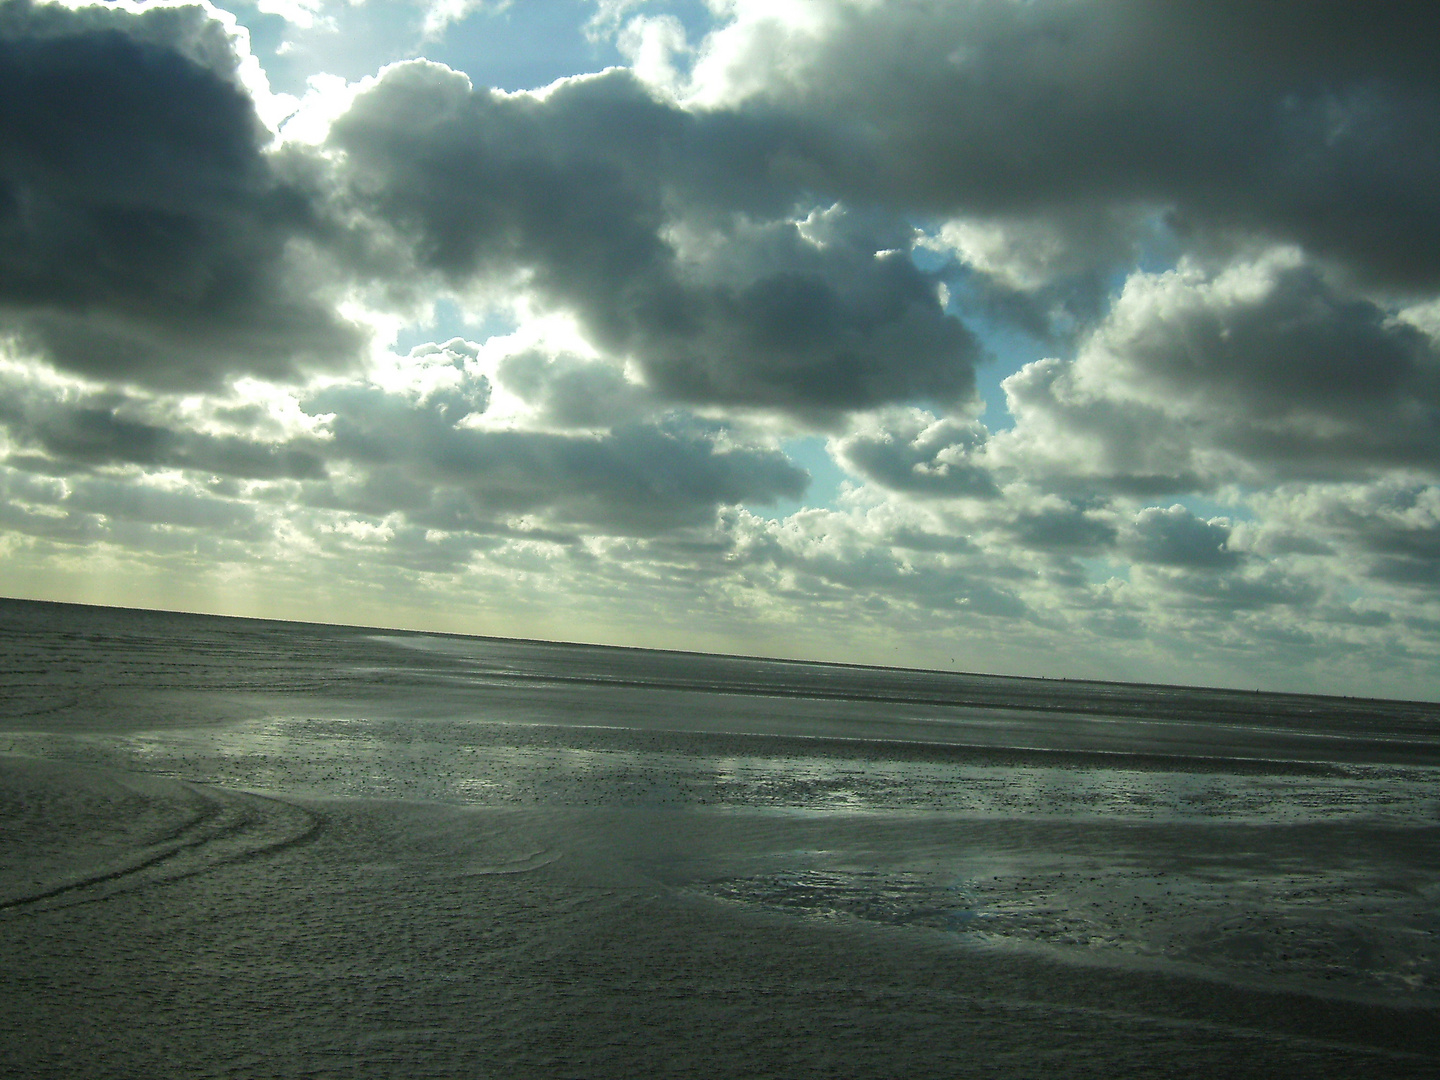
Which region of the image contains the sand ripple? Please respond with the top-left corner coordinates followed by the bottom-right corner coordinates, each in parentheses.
top-left (0, 756), bottom-right (319, 914)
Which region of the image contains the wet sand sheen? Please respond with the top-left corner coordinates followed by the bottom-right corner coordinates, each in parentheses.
top-left (1, 761), bottom-right (1436, 1077)
top-left (3, 740), bottom-right (1437, 1078)
top-left (2, 599), bottom-right (1438, 1077)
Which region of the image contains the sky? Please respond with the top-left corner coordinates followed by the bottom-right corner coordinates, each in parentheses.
top-left (2, 0), bottom-right (1439, 700)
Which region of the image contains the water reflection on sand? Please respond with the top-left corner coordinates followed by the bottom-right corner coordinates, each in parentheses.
top-left (2, 599), bottom-right (1438, 1078)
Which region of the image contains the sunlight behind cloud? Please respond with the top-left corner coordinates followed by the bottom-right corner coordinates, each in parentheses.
top-left (2, 0), bottom-right (1438, 697)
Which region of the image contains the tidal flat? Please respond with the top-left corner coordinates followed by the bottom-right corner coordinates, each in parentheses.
top-left (2, 597), bottom-right (1438, 1078)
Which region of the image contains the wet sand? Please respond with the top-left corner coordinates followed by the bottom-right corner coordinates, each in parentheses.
top-left (2, 598), bottom-right (1438, 1077)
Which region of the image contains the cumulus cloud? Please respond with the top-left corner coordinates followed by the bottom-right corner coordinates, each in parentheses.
top-left (832, 409), bottom-right (997, 498)
top-left (727, 507), bottom-right (1031, 620)
top-left (319, 61), bottom-right (982, 415)
top-left (302, 375), bottom-right (808, 535)
top-left (993, 250), bottom-right (1440, 491)
top-left (417, 1), bottom-right (504, 41)
top-left (0, 0), bottom-right (364, 388)
top-left (1123, 505), bottom-right (1240, 570)
top-left (683, 0), bottom-right (1440, 289)
top-left (999, 496), bottom-right (1117, 555)
top-left (990, 356), bottom-right (1211, 496)
top-left (1086, 253), bottom-right (1439, 450)
top-left (496, 348), bottom-right (650, 430)
top-left (3, 0), bottom-right (1440, 696)
top-left (0, 365), bottom-right (329, 479)
top-left (1250, 480), bottom-right (1440, 589)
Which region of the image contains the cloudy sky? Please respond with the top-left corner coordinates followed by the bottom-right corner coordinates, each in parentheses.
top-left (3, 0), bottom-right (1439, 699)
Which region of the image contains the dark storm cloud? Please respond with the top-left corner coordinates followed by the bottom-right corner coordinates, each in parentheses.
top-left (724, 0), bottom-right (1440, 290)
top-left (14, 0), bottom-right (1433, 420)
top-left (304, 381), bottom-right (809, 534)
top-left (5, 0), bottom-right (1438, 414)
top-left (0, 0), bottom-right (362, 387)
top-left (325, 62), bottom-right (981, 414)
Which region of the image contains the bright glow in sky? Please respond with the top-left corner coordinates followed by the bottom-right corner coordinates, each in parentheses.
top-left (3, 0), bottom-right (1440, 699)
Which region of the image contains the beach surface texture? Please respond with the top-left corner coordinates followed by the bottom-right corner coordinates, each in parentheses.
top-left (2, 596), bottom-right (1438, 1078)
